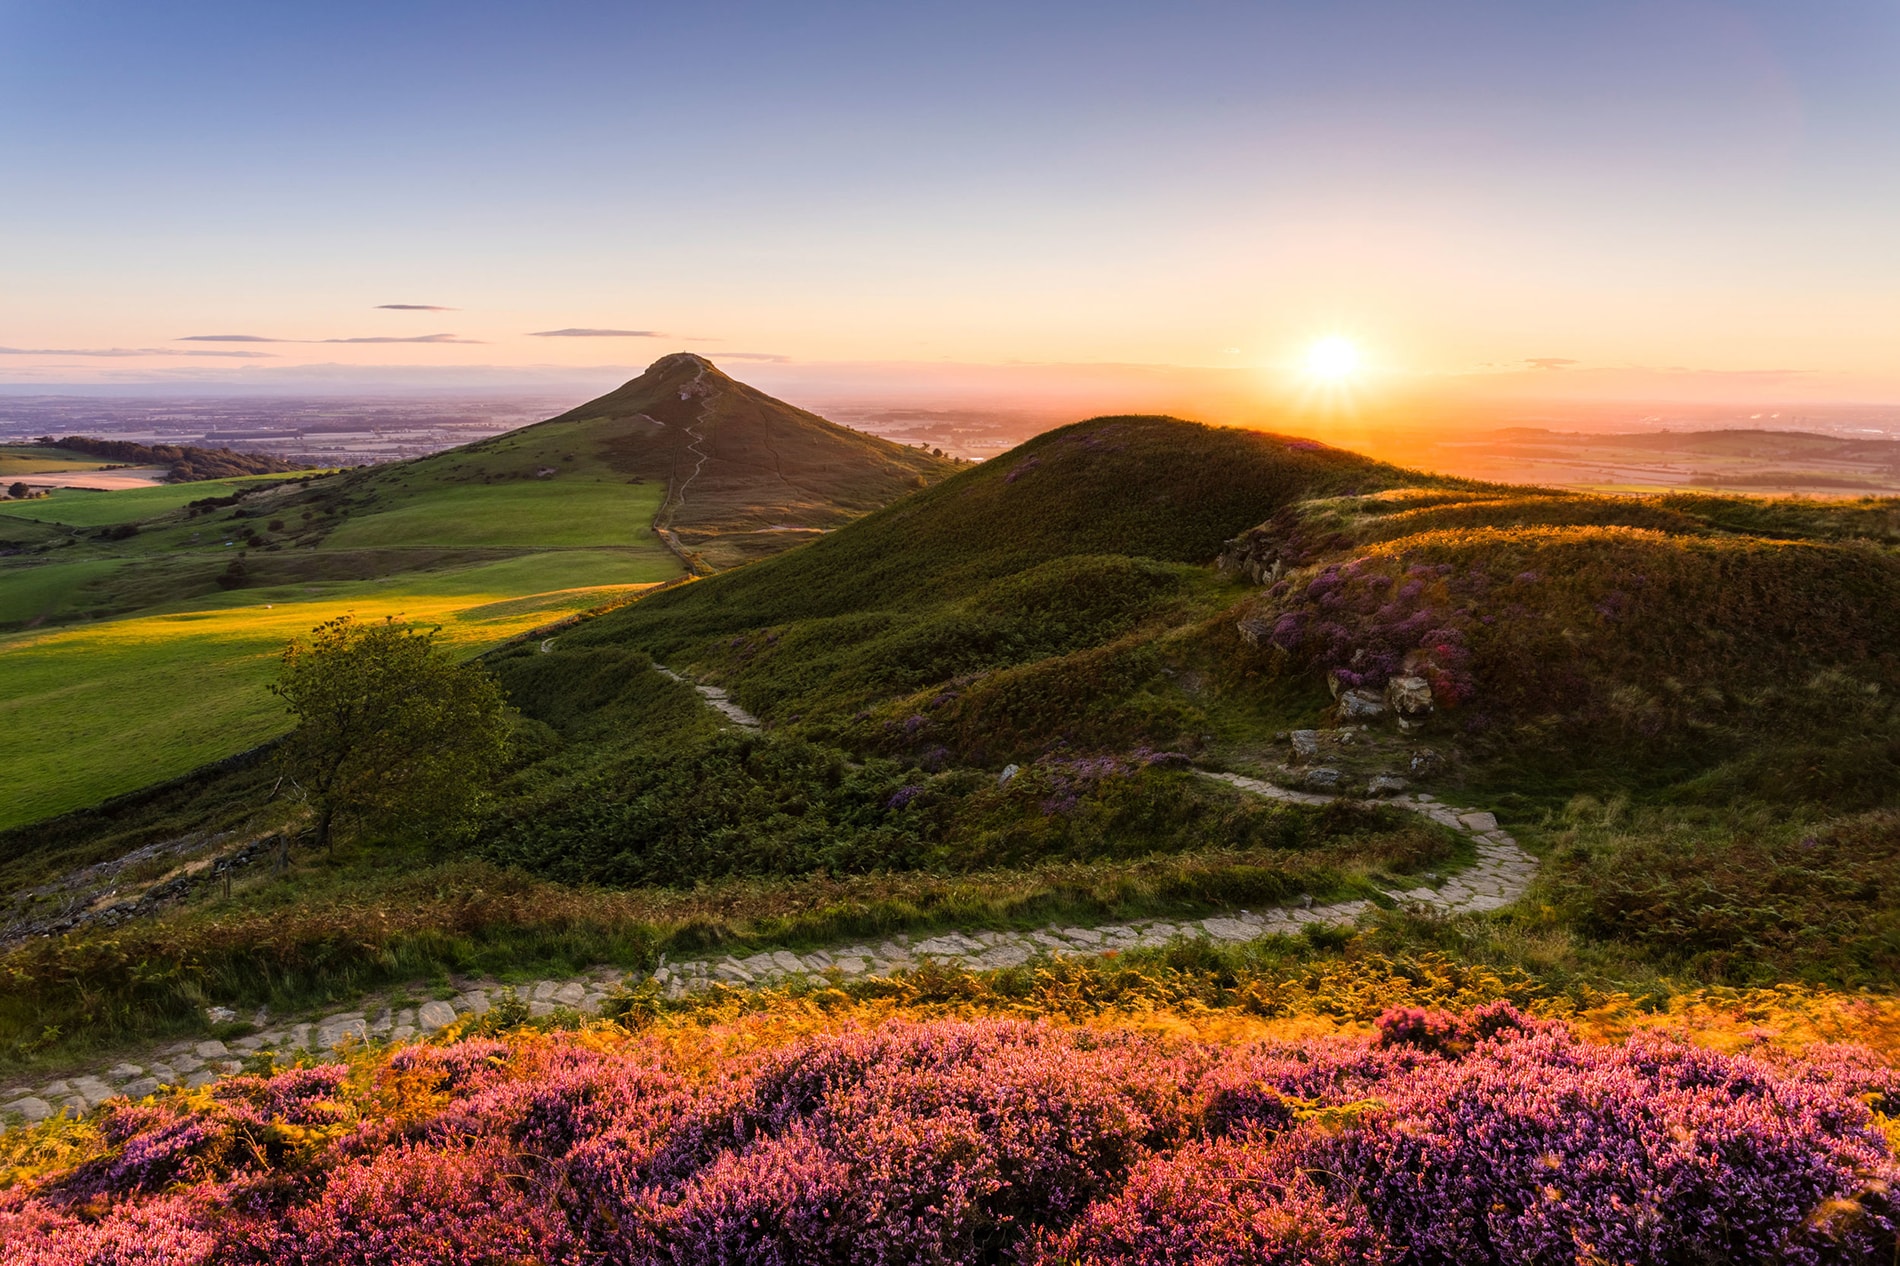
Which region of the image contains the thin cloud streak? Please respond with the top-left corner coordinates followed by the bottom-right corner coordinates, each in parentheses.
top-left (177, 333), bottom-right (483, 344)
top-left (376, 304), bottom-right (455, 311)
top-left (0, 345), bottom-right (275, 358)
top-left (527, 328), bottom-right (665, 338)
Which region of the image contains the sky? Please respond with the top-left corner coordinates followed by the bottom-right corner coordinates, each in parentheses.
top-left (3, 0), bottom-right (1899, 415)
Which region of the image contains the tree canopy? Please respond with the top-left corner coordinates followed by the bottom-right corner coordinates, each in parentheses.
top-left (270, 615), bottom-right (511, 849)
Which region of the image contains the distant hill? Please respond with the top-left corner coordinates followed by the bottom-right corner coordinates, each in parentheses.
top-left (529, 352), bottom-right (960, 570)
top-left (0, 357), bottom-right (963, 829)
top-left (36, 436), bottom-right (306, 482)
top-left (508, 414), bottom-right (1900, 800)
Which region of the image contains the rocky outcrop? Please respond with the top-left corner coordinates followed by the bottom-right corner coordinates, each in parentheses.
top-left (1386, 674), bottom-right (1434, 718)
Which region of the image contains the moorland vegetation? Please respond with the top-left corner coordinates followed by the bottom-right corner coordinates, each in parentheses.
top-left (2, 381), bottom-right (1899, 1259)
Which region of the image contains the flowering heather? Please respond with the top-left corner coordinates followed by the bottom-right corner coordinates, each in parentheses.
top-left (1243, 526), bottom-right (1900, 729)
top-left (2, 1011), bottom-right (1895, 1264)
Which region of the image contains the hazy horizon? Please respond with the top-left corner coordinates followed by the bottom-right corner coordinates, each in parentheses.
top-left (5, 1), bottom-right (1900, 424)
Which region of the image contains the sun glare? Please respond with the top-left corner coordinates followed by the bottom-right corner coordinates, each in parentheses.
top-left (1303, 336), bottom-right (1360, 381)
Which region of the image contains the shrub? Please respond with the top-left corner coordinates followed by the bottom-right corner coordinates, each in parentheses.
top-left (2, 1012), bottom-right (1892, 1265)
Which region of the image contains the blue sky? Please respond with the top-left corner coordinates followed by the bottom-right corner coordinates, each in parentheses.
top-left (3, 1), bottom-right (1899, 402)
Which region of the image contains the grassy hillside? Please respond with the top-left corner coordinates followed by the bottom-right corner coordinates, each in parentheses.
top-left (0, 357), bottom-right (956, 829)
top-left (1, 413), bottom-right (1897, 1069)
top-left (537, 351), bottom-right (958, 569)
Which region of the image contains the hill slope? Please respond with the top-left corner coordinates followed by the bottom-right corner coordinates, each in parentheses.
top-left (527, 352), bottom-right (958, 569)
top-left (7, 415), bottom-right (1900, 1068)
top-left (0, 357), bottom-right (952, 827)
top-left (510, 415), bottom-right (1900, 797)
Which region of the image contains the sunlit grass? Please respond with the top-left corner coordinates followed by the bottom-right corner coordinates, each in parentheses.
top-left (0, 554), bottom-right (667, 830)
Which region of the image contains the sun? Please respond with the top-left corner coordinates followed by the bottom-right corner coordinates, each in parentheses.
top-left (1303, 336), bottom-right (1360, 381)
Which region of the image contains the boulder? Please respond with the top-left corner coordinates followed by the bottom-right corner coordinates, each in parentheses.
top-left (1289, 730), bottom-right (1320, 759)
top-left (1366, 773), bottom-right (1409, 797)
top-left (997, 763), bottom-right (1021, 786)
top-left (3, 1097), bottom-right (51, 1122)
top-left (1409, 748), bottom-right (1443, 776)
top-left (1301, 766), bottom-right (1343, 790)
top-left (1386, 675), bottom-right (1434, 717)
top-left (1337, 688), bottom-right (1385, 720)
top-left (417, 1000), bottom-right (458, 1030)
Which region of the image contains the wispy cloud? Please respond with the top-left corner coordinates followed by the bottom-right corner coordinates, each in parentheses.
top-left (177, 333), bottom-right (484, 345)
top-left (1525, 357), bottom-right (1580, 370)
top-left (376, 303), bottom-right (455, 311)
top-left (528, 328), bottom-right (664, 338)
top-left (719, 352), bottom-right (791, 363)
top-left (0, 345), bottom-right (275, 359)
top-left (326, 334), bottom-right (483, 344)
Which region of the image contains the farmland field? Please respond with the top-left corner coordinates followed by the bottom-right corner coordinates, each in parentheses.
top-left (0, 548), bottom-right (673, 830)
top-left (0, 476), bottom-right (290, 528)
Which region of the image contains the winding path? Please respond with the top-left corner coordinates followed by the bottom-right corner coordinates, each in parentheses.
top-left (0, 672), bottom-right (1535, 1126)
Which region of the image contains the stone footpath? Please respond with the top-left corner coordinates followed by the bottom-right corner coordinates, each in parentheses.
top-left (652, 665), bottom-right (762, 730)
top-left (0, 776), bottom-right (1532, 1128)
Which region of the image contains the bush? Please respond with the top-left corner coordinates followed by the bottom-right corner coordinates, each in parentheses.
top-left (4, 1012), bottom-right (1893, 1264)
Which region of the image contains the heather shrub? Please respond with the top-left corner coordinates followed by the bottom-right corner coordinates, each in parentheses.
top-left (1028, 1138), bottom-right (1388, 1266)
top-left (1243, 526), bottom-right (1900, 750)
top-left (1320, 1027), bottom-right (1900, 1265)
top-left (1, 1010), bottom-right (1892, 1265)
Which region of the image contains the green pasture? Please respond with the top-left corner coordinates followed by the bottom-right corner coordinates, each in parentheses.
top-left (320, 479), bottom-right (666, 549)
top-left (0, 558), bottom-right (130, 625)
top-left (0, 476), bottom-right (289, 528)
top-left (0, 547), bottom-right (674, 830)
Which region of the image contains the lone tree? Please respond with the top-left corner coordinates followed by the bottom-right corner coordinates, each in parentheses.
top-left (270, 615), bottom-right (511, 850)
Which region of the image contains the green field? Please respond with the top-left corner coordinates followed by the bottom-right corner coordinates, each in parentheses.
top-left (0, 438), bottom-right (688, 828)
top-left (0, 476), bottom-right (290, 528)
top-left (0, 547), bottom-right (675, 830)
top-left (322, 480), bottom-right (665, 549)
top-left (0, 558), bottom-right (131, 625)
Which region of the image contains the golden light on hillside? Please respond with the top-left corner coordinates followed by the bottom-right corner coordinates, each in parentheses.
top-left (1303, 335), bottom-right (1360, 381)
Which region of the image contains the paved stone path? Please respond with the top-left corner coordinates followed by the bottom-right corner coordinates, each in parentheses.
top-left (0, 774), bottom-right (1533, 1128)
top-left (651, 665), bottom-right (762, 730)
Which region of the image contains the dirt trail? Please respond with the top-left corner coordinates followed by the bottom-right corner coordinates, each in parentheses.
top-left (0, 673), bottom-right (1536, 1127)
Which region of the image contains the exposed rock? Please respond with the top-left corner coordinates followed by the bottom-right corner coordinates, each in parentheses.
top-left (1301, 766), bottom-right (1343, 790)
top-left (1386, 675), bottom-right (1435, 717)
top-left (118, 1078), bottom-right (159, 1100)
top-left (1409, 748), bottom-right (1444, 776)
top-left (997, 763), bottom-right (1021, 786)
top-left (1337, 688), bottom-right (1386, 720)
top-left (417, 1000), bottom-right (457, 1031)
top-left (1460, 811), bottom-right (1500, 833)
top-left (1289, 730), bottom-right (1320, 759)
top-left (204, 1006), bottom-right (236, 1025)
top-left (1217, 525), bottom-right (1292, 585)
top-left (4, 1097), bottom-right (51, 1122)
top-left (1366, 773), bottom-right (1409, 797)
top-left (193, 1040), bottom-right (229, 1059)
